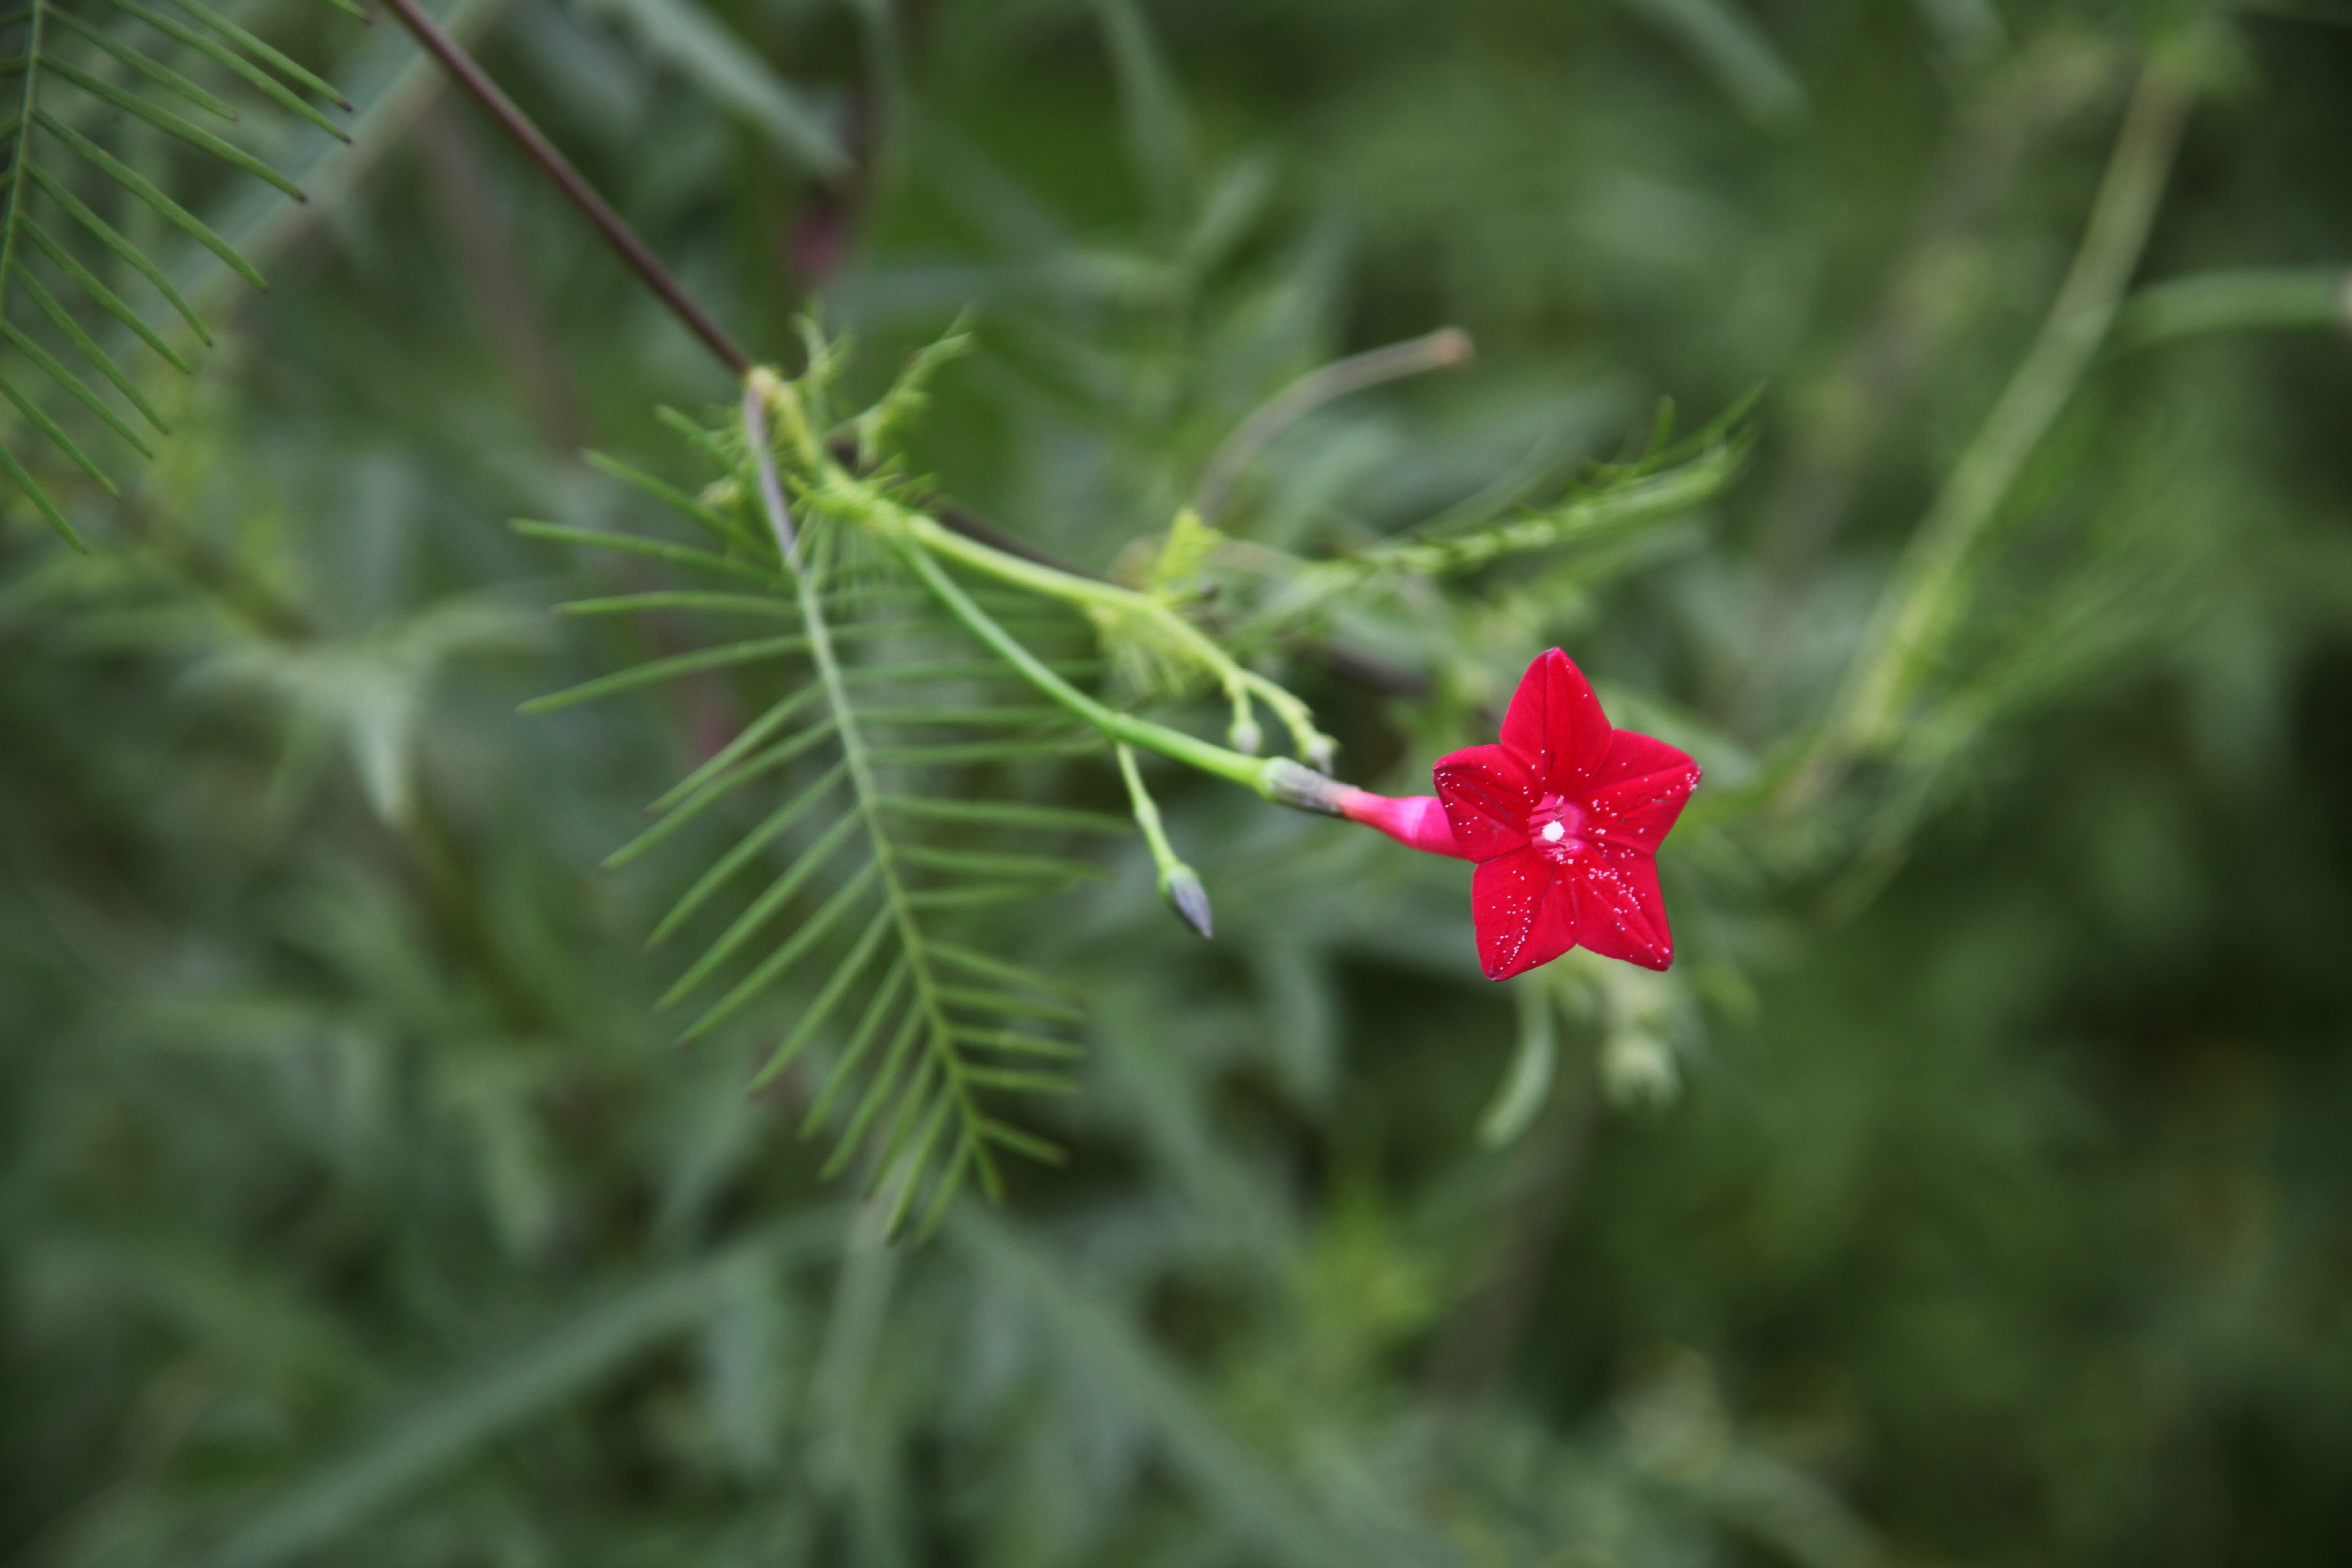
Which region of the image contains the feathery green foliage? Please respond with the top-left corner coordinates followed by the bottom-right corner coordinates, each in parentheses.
top-left (523, 397), bottom-right (1131, 1229)
top-left (5, 0), bottom-right (2352, 1564)
top-left (0, 0), bottom-right (351, 547)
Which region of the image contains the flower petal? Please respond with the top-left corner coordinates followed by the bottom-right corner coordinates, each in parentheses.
top-left (1337, 790), bottom-right (1477, 859)
top-left (1586, 728), bottom-right (1697, 791)
top-left (1498, 648), bottom-right (1612, 794)
top-left (1583, 732), bottom-right (1701, 854)
top-left (1472, 846), bottom-right (1580, 981)
top-left (1568, 843), bottom-right (1673, 970)
top-left (1432, 743), bottom-right (1536, 860)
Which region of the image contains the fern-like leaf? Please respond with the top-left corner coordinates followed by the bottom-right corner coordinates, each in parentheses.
top-left (519, 445), bottom-right (1115, 1232)
top-left (0, 0), bottom-right (354, 547)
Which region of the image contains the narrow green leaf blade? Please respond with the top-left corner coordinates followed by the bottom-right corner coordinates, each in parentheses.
top-left (101, 0), bottom-right (351, 139)
top-left (841, 658), bottom-right (1101, 684)
top-left (49, 10), bottom-right (239, 120)
top-left (821, 1007), bottom-right (925, 1178)
top-left (879, 1093), bottom-right (957, 1235)
top-left (925, 942), bottom-right (1084, 1001)
top-left (0, 437), bottom-right (85, 550)
top-left (557, 590), bottom-right (795, 619)
top-left (652, 405), bottom-right (734, 471)
top-left (163, 0), bottom-right (353, 107)
top-left (37, 110), bottom-right (269, 286)
top-left (676, 860), bottom-right (882, 1043)
top-left (799, 956), bottom-right (912, 1132)
top-left (857, 705), bottom-right (1068, 728)
top-left (518, 635), bottom-right (808, 715)
top-left (511, 519), bottom-right (777, 584)
top-left (869, 1057), bottom-right (943, 1178)
top-left (646, 684), bottom-right (825, 815)
top-left (192, 1214), bottom-right (843, 1568)
top-left (23, 169), bottom-right (209, 344)
top-left (657, 812), bottom-right (864, 1009)
top-left (953, 1027), bottom-right (1083, 1060)
top-left (960, 1066), bottom-right (1078, 1095)
top-left (603, 718), bottom-right (839, 872)
top-left (0, 322), bottom-right (151, 456)
top-left (646, 761), bottom-right (847, 942)
top-left (0, 368), bottom-right (116, 492)
top-left (662, 719), bottom-right (842, 833)
top-left (48, 59), bottom-right (304, 199)
top-left (978, 1118), bottom-right (1068, 1167)
top-left (749, 905), bottom-right (896, 1088)
top-left (936, 986), bottom-right (1083, 1025)
top-left (917, 1135), bottom-right (983, 1236)
top-left (15, 265), bottom-right (169, 430)
top-left (586, 450), bottom-right (758, 552)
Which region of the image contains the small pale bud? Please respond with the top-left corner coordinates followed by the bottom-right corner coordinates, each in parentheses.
top-left (1261, 757), bottom-right (1349, 815)
top-left (1229, 715), bottom-right (1263, 756)
top-left (1304, 734), bottom-right (1338, 774)
top-left (1159, 864), bottom-right (1214, 939)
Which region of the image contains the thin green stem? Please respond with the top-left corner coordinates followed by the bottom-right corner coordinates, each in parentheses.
top-left (1807, 62), bottom-right (2193, 791)
top-left (1116, 741), bottom-right (1210, 937)
top-left (900, 508), bottom-right (1333, 764)
top-left (893, 532), bottom-right (1266, 792)
top-left (1194, 327), bottom-right (1474, 521)
top-left (2112, 266), bottom-right (2352, 351)
top-left (905, 507), bottom-right (1176, 620)
top-left (1115, 744), bottom-right (1172, 867)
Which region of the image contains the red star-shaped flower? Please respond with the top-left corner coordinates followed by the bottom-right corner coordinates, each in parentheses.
top-left (1338, 649), bottom-right (1700, 980)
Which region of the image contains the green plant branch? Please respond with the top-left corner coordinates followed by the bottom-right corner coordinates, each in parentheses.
top-left (749, 380), bottom-right (1365, 815)
top-left (890, 500), bottom-right (1335, 767)
top-left (1804, 60), bottom-right (2194, 792)
top-left (1193, 325), bottom-right (1473, 521)
top-left (370, 5), bottom-right (1453, 737)
top-left (1228, 439), bottom-right (1745, 642)
top-left (1332, 441), bottom-right (1741, 583)
top-left (890, 529), bottom-right (1252, 787)
top-left (743, 378), bottom-right (1000, 1216)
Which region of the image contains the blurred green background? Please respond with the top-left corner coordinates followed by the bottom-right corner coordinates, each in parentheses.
top-left (4, 0), bottom-right (2351, 1564)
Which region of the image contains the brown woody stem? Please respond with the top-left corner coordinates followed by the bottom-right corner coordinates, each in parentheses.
top-left (376, 0), bottom-right (754, 377)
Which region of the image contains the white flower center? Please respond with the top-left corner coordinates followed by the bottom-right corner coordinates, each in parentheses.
top-left (1540, 820), bottom-right (1566, 843)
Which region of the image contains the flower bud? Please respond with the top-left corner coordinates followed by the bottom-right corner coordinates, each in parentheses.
top-left (1158, 863), bottom-right (1214, 939)
top-left (1260, 757), bottom-right (1350, 815)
